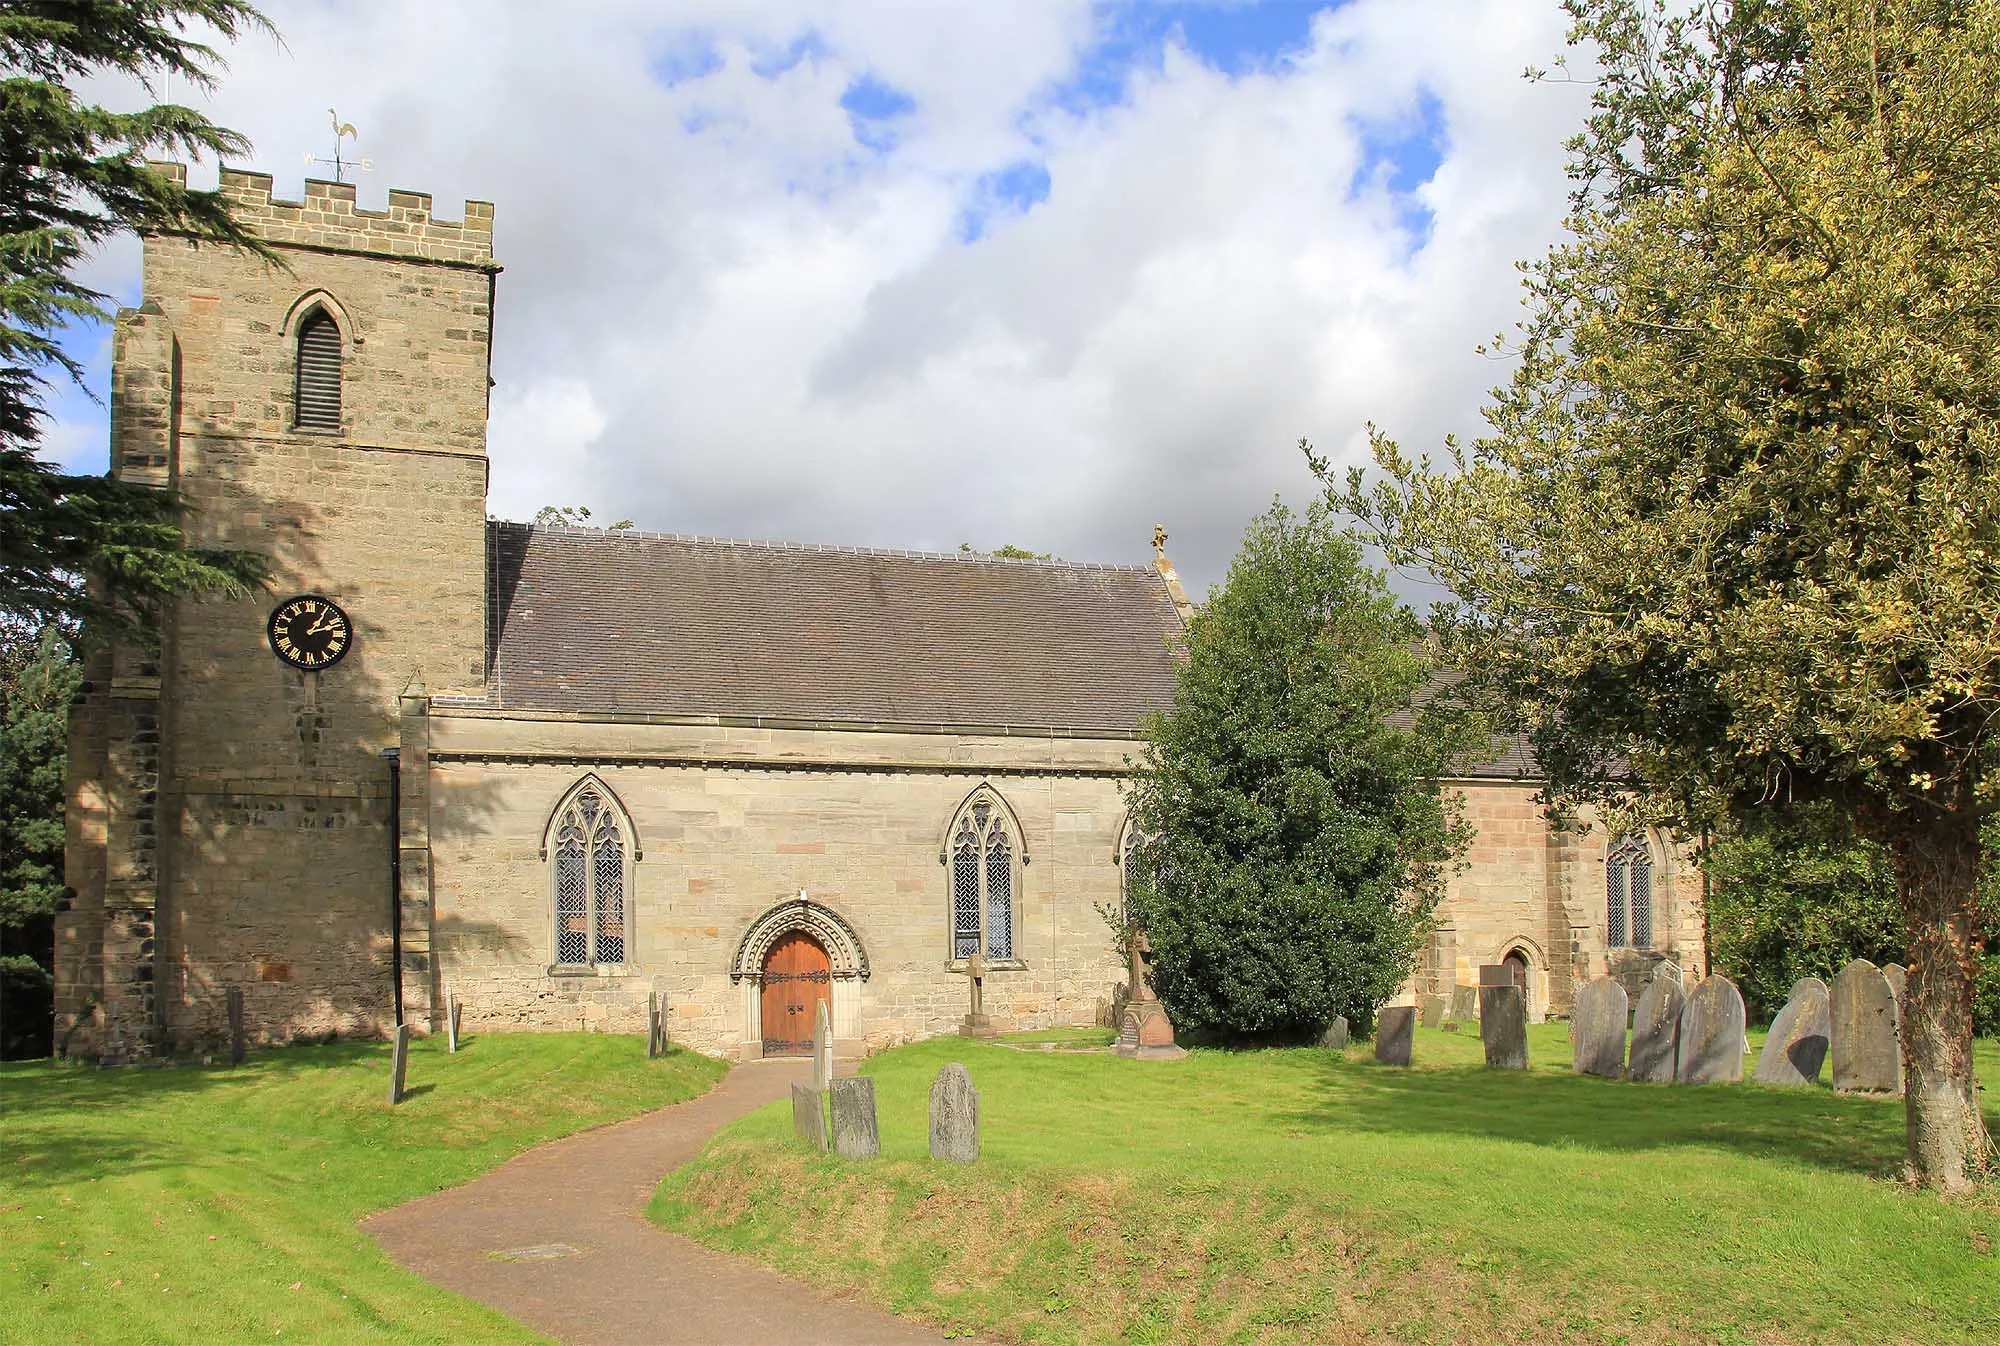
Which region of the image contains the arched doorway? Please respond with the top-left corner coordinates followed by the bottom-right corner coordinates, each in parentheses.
top-left (1503, 948), bottom-right (1530, 989)
top-left (759, 931), bottom-right (832, 1057)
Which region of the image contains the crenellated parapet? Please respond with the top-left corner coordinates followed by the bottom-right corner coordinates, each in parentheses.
top-left (146, 162), bottom-right (495, 269)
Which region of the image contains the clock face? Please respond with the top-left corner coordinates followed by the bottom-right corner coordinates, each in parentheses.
top-left (267, 595), bottom-right (352, 670)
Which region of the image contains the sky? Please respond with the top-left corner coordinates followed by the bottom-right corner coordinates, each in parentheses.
top-left (48, 0), bottom-right (1596, 597)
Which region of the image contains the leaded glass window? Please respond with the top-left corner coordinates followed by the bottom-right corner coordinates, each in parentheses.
top-left (551, 781), bottom-right (629, 964)
top-left (947, 793), bottom-right (1016, 959)
top-left (1607, 833), bottom-right (1653, 950)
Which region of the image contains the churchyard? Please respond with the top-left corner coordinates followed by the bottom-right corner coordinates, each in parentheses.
top-left (0, 1035), bottom-right (723, 1344)
top-left (656, 1026), bottom-right (2000, 1345)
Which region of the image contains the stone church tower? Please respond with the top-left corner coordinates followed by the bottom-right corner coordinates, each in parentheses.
top-left (58, 168), bottom-right (497, 1059)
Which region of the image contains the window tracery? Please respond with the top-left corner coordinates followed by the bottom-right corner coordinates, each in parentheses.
top-left (551, 780), bottom-right (629, 965)
top-left (1606, 833), bottom-right (1653, 950)
top-left (949, 791), bottom-right (1015, 959)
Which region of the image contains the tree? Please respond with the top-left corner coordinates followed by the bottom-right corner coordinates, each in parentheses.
top-left (533, 505), bottom-right (632, 530)
top-left (0, 622), bottom-right (78, 1058)
top-left (1, 0), bottom-right (273, 637)
top-left (1336, 0), bottom-right (2000, 1188)
top-left (1120, 494), bottom-right (1478, 1041)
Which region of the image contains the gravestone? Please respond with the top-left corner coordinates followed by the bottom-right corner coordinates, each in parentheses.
top-left (1374, 1006), bottom-right (1415, 1066)
top-left (1831, 959), bottom-right (1900, 1096)
top-left (1319, 1016), bottom-right (1350, 1051)
top-left (1420, 994), bottom-right (1447, 1030)
top-left (225, 986), bottom-right (246, 1066)
top-left (388, 1023), bottom-right (411, 1105)
top-left (1479, 963), bottom-right (1516, 988)
top-left (828, 1076), bottom-right (880, 1159)
top-left (447, 992), bottom-right (462, 1054)
top-left (645, 992), bottom-right (666, 1059)
top-left (1570, 977), bottom-right (1628, 1078)
top-left (1753, 977), bottom-right (1830, 1087)
top-left (1113, 927), bottom-right (1186, 1059)
top-left (1675, 975), bottom-right (1747, 1085)
top-left (1450, 984), bottom-right (1479, 1023)
top-left (1883, 963), bottom-right (1908, 1022)
top-left (790, 1083), bottom-right (827, 1152)
top-left (812, 1001), bottom-right (834, 1092)
top-left (929, 1063), bottom-right (980, 1162)
top-left (1628, 976), bottom-right (1684, 1083)
top-left (1479, 985), bottom-right (1529, 1070)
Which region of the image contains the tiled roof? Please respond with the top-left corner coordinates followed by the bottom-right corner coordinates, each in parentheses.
top-left (481, 524), bottom-right (1186, 732)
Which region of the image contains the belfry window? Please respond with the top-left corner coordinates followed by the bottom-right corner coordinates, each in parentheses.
top-left (949, 791), bottom-right (1016, 960)
top-left (294, 308), bottom-right (343, 430)
top-left (1606, 833), bottom-right (1653, 950)
top-left (551, 781), bottom-right (629, 965)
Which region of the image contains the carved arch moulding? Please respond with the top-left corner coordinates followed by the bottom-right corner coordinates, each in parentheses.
top-left (729, 896), bottom-right (871, 983)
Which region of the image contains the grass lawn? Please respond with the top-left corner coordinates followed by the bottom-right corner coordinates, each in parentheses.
top-left (2, 1033), bottom-right (724, 1344)
top-left (653, 1024), bottom-right (2000, 1345)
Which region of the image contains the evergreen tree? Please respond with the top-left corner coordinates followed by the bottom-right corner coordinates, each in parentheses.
top-left (0, 623), bottom-right (77, 1057)
top-left (1, 0), bottom-right (273, 637)
top-left (1338, 0), bottom-right (2000, 1188)
top-left (1122, 494), bottom-right (1479, 1041)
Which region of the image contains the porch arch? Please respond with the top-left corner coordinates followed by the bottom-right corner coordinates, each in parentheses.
top-left (731, 895), bottom-right (869, 1058)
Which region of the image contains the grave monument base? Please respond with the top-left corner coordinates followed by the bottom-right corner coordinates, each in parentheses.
top-left (1113, 999), bottom-right (1187, 1060)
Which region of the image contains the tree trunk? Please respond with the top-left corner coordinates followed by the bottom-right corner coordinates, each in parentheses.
top-left (1888, 809), bottom-right (1992, 1192)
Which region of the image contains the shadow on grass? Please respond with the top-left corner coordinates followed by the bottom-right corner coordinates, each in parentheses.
top-left (1286, 1059), bottom-right (1909, 1178)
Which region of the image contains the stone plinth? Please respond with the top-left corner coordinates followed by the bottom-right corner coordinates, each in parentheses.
top-left (1113, 999), bottom-right (1186, 1060)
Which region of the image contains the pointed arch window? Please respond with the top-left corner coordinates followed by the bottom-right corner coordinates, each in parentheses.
top-left (551, 780), bottom-right (630, 965)
top-left (294, 308), bottom-right (343, 430)
top-left (1607, 833), bottom-right (1653, 950)
top-left (949, 792), bottom-right (1016, 960)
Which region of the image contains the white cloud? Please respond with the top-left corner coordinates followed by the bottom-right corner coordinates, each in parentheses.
top-left (46, 0), bottom-right (1595, 596)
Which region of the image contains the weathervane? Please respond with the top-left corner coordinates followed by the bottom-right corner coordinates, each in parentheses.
top-left (303, 109), bottom-right (372, 183)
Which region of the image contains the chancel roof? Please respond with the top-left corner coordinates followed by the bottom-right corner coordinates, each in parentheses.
top-left (479, 523), bottom-right (1186, 733)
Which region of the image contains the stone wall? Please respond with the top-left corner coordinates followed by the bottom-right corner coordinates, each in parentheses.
top-left (419, 710), bottom-right (1134, 1057)
top-left (57, 167), bottom-right (496, 1057)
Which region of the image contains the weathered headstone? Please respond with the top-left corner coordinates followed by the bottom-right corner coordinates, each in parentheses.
top-left (1753, 977), bottom-right (1830, 1087)
top-left (812, 1000), bottom-right (834, 1091)
top-left (388, 1023), bottom-right (411, 1105)
top-left (1675, 975), bottom-right (1747, 1085)
top-left (645, 992), bottom-right (665, 1058)
top-left (929, 1063), bottom-right (979, 1162)
top-left (1420, 994), bottom-right (1447, 1030)
top-left (225, 986), bottom-right (246, 1066)
top-left (1319, 1015), bottom-right (1350, 1051)
top-left (828, 1076), bottom-right (880, 1159)
top-left (1883, 963), bottom-right (1907, 1022)
top-left (1570, 977), bottom-right (1628, 1078)
top-left (1479, 985), bottom-right (1529, 1069)
top-left (447, 992), bottom-right (462, 1054)
top-left (1479, 963), bottom-right (1516, 988)
top-left (1450, 984), bottom-right (1479, 1023)
top-left (1831, 959), bottom-right (1901, 1096)
top-left (790, 1083), bottom-right (827, 1151)
top-left (1628, 976), bottom-right (1684, 1083)
top-left (1374, 1006), bottom-right (1415, 1066)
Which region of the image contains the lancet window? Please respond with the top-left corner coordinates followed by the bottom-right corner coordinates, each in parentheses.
top-left (1606, 833), bottom-right (1653, 950)
top-left (949, 791), bottom-right (1016, 960)
top-left (294, 308), bottom-right (343, 430)
top-left (551, 780), bottom-right (629, 965)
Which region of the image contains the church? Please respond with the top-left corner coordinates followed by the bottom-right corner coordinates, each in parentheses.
top-left (56, 168), bottom-right (1705, 1063)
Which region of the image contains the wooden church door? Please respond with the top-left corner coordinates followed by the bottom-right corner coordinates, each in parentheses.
top-left (760, 932), bottom-right (832, 1056)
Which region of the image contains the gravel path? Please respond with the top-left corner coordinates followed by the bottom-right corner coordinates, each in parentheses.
top-left (365, 1057), bottom-right (969, 1345)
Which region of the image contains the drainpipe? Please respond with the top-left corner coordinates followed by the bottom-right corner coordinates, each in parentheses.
top-left (382, 747), bottom-right (403, 1027)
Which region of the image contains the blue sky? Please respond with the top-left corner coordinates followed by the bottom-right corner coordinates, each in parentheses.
top-left (44, 0), bottom-right (1585, 596)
